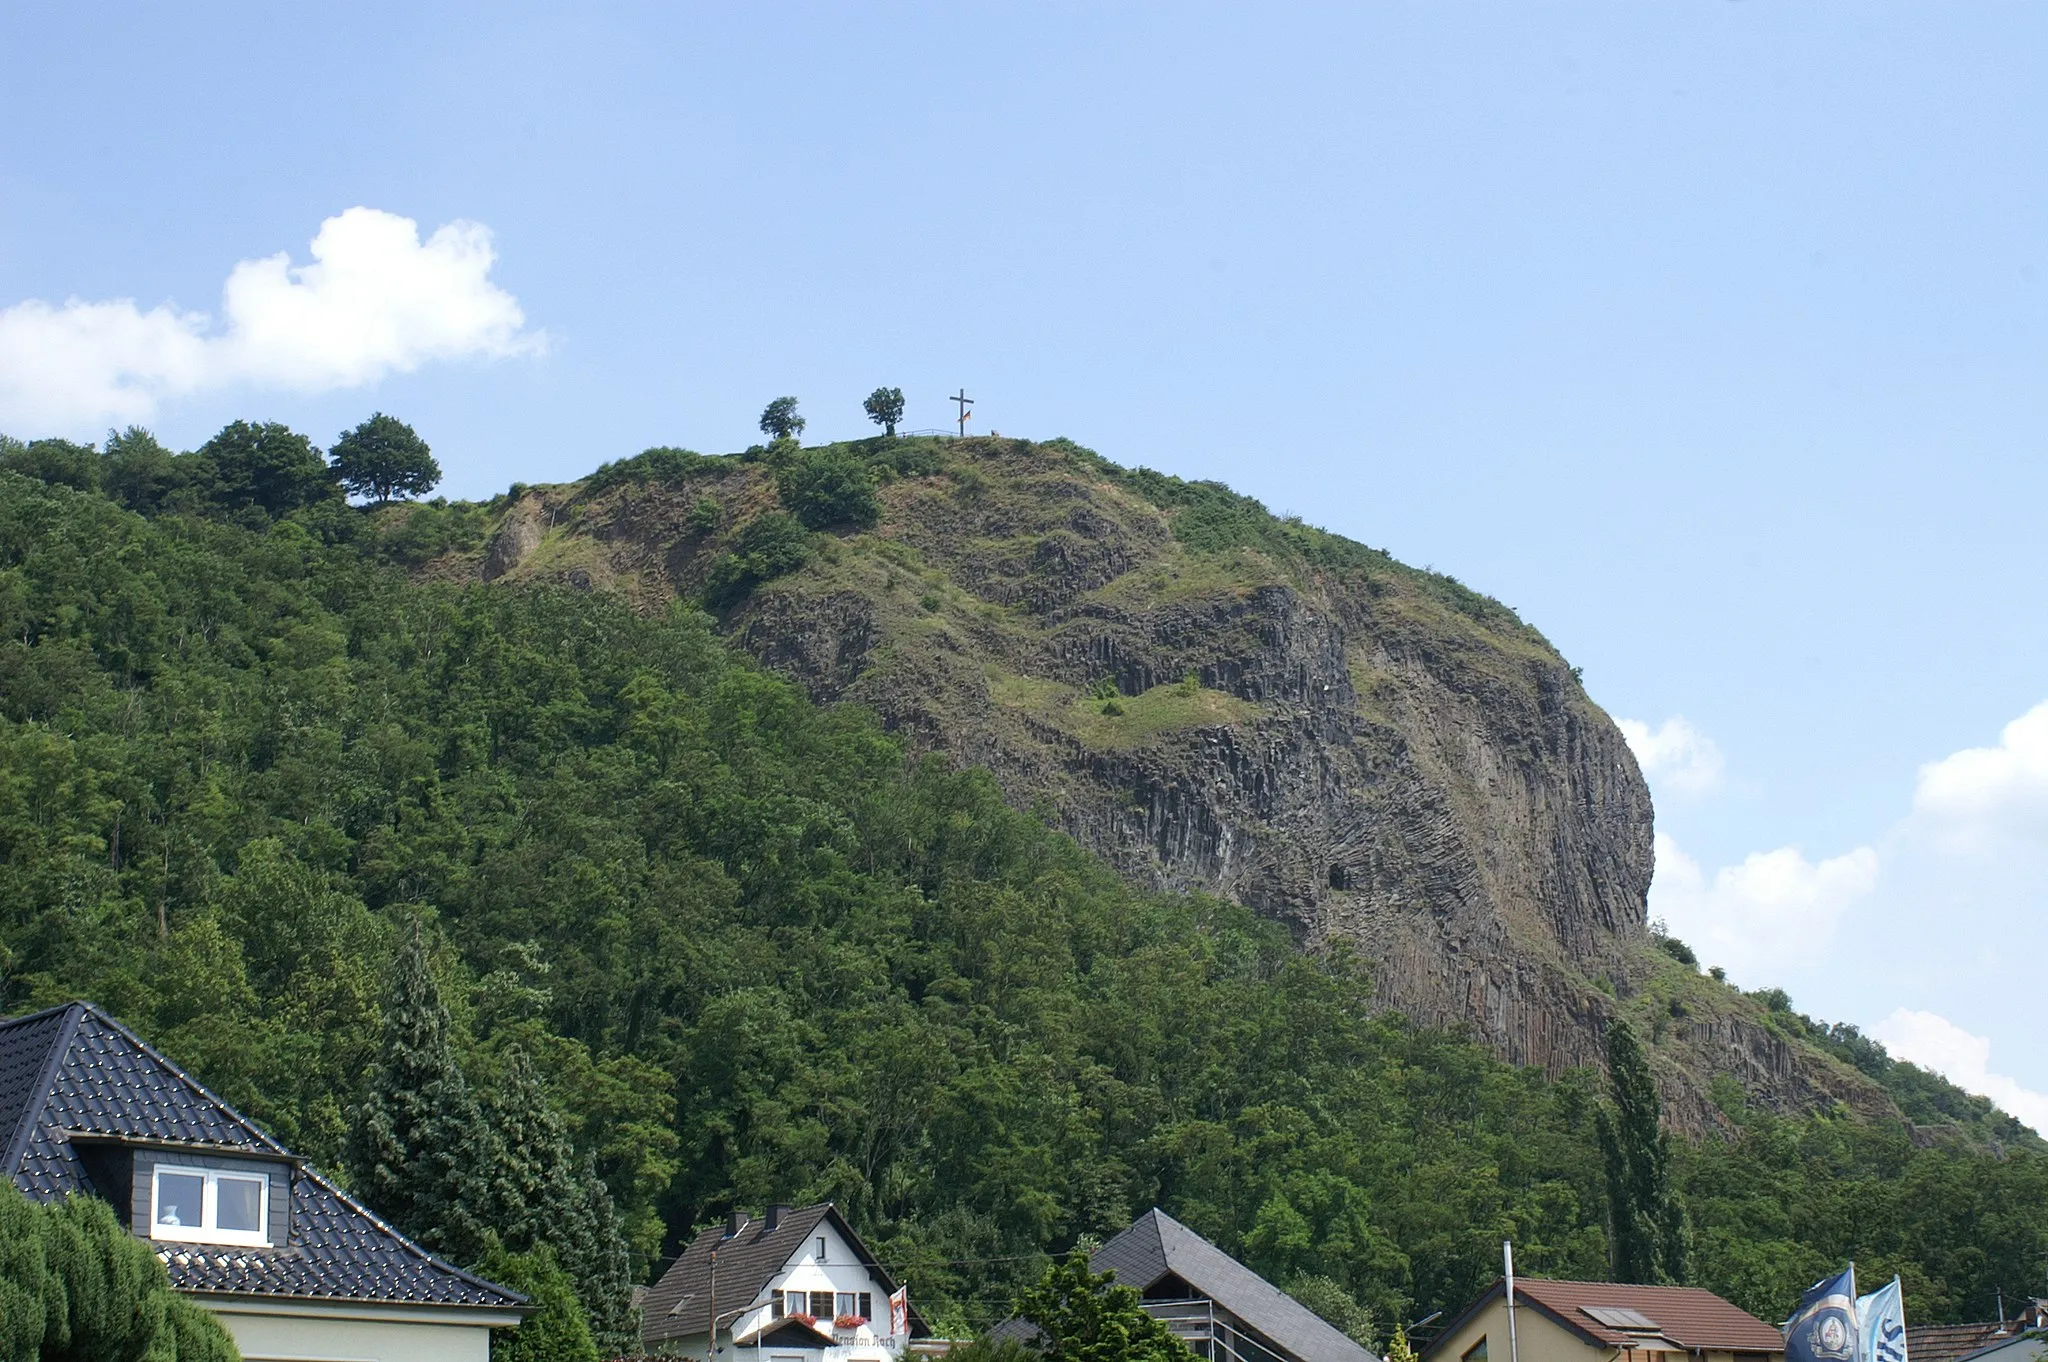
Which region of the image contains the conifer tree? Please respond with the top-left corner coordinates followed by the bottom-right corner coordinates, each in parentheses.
top-left (1386, 1324), bottom-right (1418, 1362)
top-left (9, 1183), bottom-right (240, 1361)
top-left (563, 1152), bottom-right (637, 1355)
top-left (347, 923), bottom-right (496, 1264)
top-left (1, 1179), bottom-right (48, 1362)
top-left (1596, 1017), bottom-right (1690, 1283)
top-left (482, 1048), bottom-right (637, 1353)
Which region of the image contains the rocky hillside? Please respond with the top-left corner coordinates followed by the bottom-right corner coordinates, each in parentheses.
top-left (440, 435), bottom-right (1896, 1131)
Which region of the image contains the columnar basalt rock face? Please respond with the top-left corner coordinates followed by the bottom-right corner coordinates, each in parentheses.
top-left (467, 439), bottom-right (1888, 1128)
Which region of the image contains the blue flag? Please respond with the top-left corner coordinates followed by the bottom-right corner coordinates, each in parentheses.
top-left (1856, 1277), bottom-right (1907, 1362)
top-left (1787, 1267), bottom-right (1860, 1362)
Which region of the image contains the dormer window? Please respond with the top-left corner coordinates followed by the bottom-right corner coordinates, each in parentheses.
top-left (151, 1165), bottom-right (269, 1246)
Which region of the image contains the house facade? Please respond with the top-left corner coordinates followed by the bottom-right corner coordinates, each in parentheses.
top-left (1, 1002), bottom-right (528, 1362)
top-left (1422, 1279), bottom-right (1784, 1362)
top-left (641, 1202), bottom-right (926, 1359)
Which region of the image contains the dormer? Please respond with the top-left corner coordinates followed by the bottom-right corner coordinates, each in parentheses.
top-left (66, 1132), bottom-right (298, 1249)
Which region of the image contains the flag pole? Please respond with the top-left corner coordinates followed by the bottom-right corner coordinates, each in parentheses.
top-left (1505, 1241), bottom-right (1520, 1362)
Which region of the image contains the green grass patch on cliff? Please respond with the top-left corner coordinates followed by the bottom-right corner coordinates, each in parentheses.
top-left (988, 666), bottom-right (1260, 749)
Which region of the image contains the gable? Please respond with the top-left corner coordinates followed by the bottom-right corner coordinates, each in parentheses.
top-left (643, 1204), bottom-right (928, 1346)
top-left (1095, 1210), bottom-right (1377, 1362)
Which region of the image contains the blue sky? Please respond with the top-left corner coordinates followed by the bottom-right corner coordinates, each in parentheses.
top-left (4, 4), bottom-right (2045, 1120)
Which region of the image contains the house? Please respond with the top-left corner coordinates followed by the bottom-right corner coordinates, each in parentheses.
top-left (1, 1002), bottom-right (528, 1362)
top-left (1949, 1334), bottom-right (2048, 1362)
top-left (640, 1202), bottom-right (929, 1358)
top-left (1912, 1305), bottom-right (2048, 1362)
top-left (991, 1207), bottom-right (1379, 1362)
top-left (1422, 1278), bottom-right (1784, 1362)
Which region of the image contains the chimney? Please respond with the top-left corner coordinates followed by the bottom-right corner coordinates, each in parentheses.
top-left (725, 1210), bottom-right (746, 1239)
top-left (766, 1203), bottom-right (792, 1232)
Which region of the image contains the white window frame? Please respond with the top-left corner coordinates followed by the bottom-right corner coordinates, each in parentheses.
top-left (149, 1165), bottom-right (270, 1247)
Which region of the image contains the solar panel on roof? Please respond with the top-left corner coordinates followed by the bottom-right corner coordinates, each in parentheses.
top-left (1583, 1307), bottom-right (1664, 1332)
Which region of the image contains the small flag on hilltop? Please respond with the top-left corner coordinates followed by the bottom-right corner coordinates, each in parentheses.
top-left (1787, 1267), bottom-right (1860, 1362)
top-left (1857, 1277), bottom-right (1908, 1362)
top-left (890, 1286), bottom-right (909, 1339)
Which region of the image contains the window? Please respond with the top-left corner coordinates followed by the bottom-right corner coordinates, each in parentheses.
top-left (151, 1166), bottom-right (269, 1246)
top-left (785, 1291), bottom-right (806, 1318)
top-left (810, 1291), bottom-right (835, 1318)
top-left (838, 1293), bottom-right (859, 1318)
top-left (772, 1295), bottom-right (786, 1319)
top-left (1462, 1339), bottom-right (1489, 1362)
top-left (817, 1236), bottom-right (828, 1262)
top-left (860, 1292), bottom-right (873, 1321)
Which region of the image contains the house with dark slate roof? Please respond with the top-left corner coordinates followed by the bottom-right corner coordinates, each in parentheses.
top-left (641, 1202), bottom-right (928, 1359)
top-left (1, 1001), bottom-right (529, 1362)
top-left (992, 1207), bottom-right (1380, 1362)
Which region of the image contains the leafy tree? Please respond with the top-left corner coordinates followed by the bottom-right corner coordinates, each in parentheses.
top-left (101, 427), bottom-right (190, 514)
top-left (330, 412), bottom-right (441, 504)
top-left (1014, 1252), bottom-right (1193, 1362)
top-left (0, 438), bottom-right (99, 493)
top-left (198, 420), bottom-right (337, 517)
top-left (1287, 1275), bottom-right (1376, 1349)
top-left (864, 387), bottom-right (905, 437)
top-left (758, 396), bottom-right (805, 441)
top-left (474, 1238), bottom-right (598, 1362)
top-left (774, 449), bottom-right (880, 530)
top-left (345, 925), bottom-right (497, 1264)
top-left (1597, 1017), bottom-right (1688, 1283)
top-left (1385, 1324), bottom-right (1418, 1362)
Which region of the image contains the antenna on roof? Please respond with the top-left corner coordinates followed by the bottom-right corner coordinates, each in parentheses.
top-left (1505, 1242), bottom-right (1521, 1362)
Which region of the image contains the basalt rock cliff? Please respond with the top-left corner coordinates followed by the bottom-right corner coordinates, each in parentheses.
top-left (442, 436), bottom-right (1892, 1131)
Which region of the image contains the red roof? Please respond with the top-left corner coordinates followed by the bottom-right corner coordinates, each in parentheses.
top-left (1429, 1279), bottom-right (1785, 1357)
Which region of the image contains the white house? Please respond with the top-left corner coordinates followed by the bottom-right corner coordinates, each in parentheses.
top-left (641, 1203), bottom-right (927, 1359)
top-left (1, 1002), bottom-right (529, 1362)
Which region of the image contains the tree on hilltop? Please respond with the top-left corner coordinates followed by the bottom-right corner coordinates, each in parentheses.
top-left (199, 420), bottom-right (338, 517)
top-left (331, 412), bottom-right (441, 504)
top-left (759, 396), bottom-right (806, 441)
top-left (863, 387), bottom-right (905, 436)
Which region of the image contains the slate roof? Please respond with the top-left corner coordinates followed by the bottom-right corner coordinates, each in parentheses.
top-left (642, 1202), bottom-right (927, 1345)
top-left (1090, 1208), bottom-right (1380, 1362)
top-left (1422, 1279), bottom-right (1785, 1359)
top-left (1914, 1325), bottom-right (2025, 1362)
top-left (0, 1002), bottom-right (525, 1313)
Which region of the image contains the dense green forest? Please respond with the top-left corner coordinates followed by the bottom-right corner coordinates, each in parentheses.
top-left (3, 428), bottom-right (2046, 1345)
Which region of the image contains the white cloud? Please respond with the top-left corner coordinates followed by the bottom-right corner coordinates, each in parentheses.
top-left (1911, 699), bottom-right (2048, 856)
top-left (1619, 716), bottom-right (1725, 795)
top-left (1872, 1008), bottom-right (2048, 1135)
top-left (1649, 832), bottom-right (1879, 978)
top-left (0, 207), bottom-right (541, 435)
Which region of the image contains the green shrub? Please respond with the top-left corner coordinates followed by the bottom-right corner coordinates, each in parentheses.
top-left (775, 449), bottom-right (880, 530)
top-left (703, 512), bottom-right (814, 610)
top-left (474, 1238), bottom-right (598, 1362)
top-left (687, 496), bottom-right (722, 533)
top-left (2, 1181), bottom-right (241, 1361)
